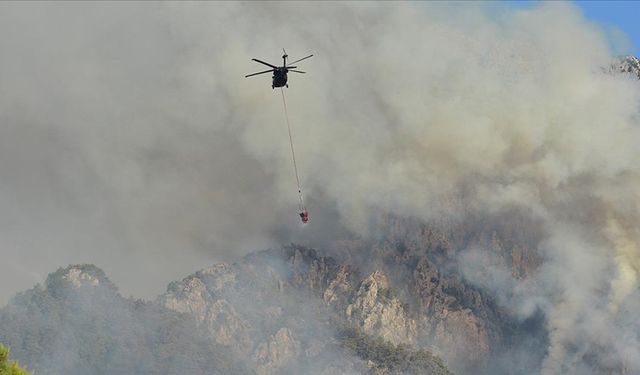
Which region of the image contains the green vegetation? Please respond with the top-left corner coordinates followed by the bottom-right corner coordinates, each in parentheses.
top-left (0, 345), bottom-right (29, 375)
top-left (338, 327), bottom-right (453, 375)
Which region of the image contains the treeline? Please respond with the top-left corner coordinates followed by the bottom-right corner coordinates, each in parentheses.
top-left (0, 344), bottom-right (29, 375)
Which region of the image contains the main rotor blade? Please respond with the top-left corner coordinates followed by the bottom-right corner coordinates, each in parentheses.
top-left (252, 58), bottom-right (277, 68)
top-left (245, 69), bottom-right (274, 78)
top-left (287, 54), bottom-right (313, 66)
top-left (289, 70), bottom-right (306, 74)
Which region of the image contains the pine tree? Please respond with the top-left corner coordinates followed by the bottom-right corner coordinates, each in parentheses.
top-left (0, 345), bottom-right (30, 375)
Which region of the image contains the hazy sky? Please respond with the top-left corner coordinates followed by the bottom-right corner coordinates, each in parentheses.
top-left (2, 1), bottom-right (638, 306)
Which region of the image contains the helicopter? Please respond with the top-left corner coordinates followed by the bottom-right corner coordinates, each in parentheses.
top-left (245, 49), bottom-right (313, 89)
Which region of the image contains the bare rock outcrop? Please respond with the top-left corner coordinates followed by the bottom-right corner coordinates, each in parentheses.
top-left (346, 271), bottom-right (417, 346)
top-left (609, 55), bottom-right (640, 79)
top-left (253, 327), bottom-right (300, 375)
top-left (205, 299), bottom-right (253, 351)
top-left (160, 276), bottom-right (210, 319)
top-left (157, 245), bottom-right (491, 373)
top-left (158, 266), bottom-right (253, 353)
top-left (410, 255), bottom-right (494, 370)
top-left (323, 264), bottom-right (354, 306)
top-left (61, 267), bottom-right (101, 288)
top-left (433, 308), bottom-right (489, 369)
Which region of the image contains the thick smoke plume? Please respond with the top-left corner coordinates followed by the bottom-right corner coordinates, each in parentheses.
top-left (1, 2), bottom-right (639, 372)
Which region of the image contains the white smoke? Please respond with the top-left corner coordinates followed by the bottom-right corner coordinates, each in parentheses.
top-left (1, 1), bottom-right (639, 372)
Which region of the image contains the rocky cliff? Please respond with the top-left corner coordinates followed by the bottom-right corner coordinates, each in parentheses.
top-left (6, 205), bottom-right (636, 374)
top-left (156, 227), bottom-right (544, 375)
top-left (157, 246), bottom-right (453, 374)
top-left (610, 55), bottom-right (640, 79)
top-left (0, 251), bottom-right (455, 374)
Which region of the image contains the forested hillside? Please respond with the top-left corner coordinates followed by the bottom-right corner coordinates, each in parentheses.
top-left (0, 265), bottom-right (247, 375)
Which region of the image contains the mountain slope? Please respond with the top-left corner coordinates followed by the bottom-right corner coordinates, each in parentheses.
top-left (158, 246), bottom-right (454, 374)
top-left (0, 265), bottom-right (248, 375)
top-left (0, 254), bottom-right (455, 375)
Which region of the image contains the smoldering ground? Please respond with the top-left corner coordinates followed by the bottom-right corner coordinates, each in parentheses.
top-left (1, 2), bottom-right (639, 373)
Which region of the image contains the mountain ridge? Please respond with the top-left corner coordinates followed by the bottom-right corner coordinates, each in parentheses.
top-left (1, 247), bottom-right (459, 375)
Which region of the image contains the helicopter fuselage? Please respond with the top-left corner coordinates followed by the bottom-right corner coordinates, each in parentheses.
top-left (272, 68), bottom-right (288, 88)
top-left (245, 50), bottom-right (311, 89)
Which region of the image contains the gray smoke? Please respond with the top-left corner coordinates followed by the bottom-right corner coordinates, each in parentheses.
top-left (1, 2), bottom-right (639, 372)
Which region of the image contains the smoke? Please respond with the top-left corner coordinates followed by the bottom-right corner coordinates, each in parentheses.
top-left (1, 1), bottom-right (639, 372)
top-left (0, 2), bottom-right (287, 303)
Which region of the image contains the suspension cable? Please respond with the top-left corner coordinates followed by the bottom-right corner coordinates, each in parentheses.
top-left (280, 88), bottom-right (305, 211)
